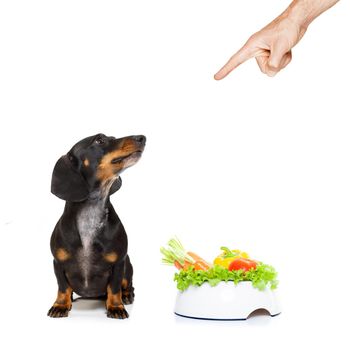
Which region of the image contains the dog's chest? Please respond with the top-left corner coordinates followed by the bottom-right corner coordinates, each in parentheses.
top-left (77, 203), bottom-right (106, 247)
top-left (76, 203), bottom-right (107, 286)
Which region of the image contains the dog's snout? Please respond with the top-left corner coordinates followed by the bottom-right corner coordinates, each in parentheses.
top-left (133, 135), bottom-right (146, 145)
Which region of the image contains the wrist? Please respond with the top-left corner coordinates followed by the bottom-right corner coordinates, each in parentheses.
top-left (284, 0), bottom-right (315, 31)
top-left (285, 0), bottom-right (339, 29)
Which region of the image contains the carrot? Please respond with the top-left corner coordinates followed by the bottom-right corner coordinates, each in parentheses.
top-left (183, 260), bottom-right (193, 270)
top-left (187, 252), bottom-right (211, 270)
top-left (160, 238), bottom-right (211, 271)
top-left (174, 260), bottom-right (183, 270)
top-left (194, 260), bottom-right (211, 271)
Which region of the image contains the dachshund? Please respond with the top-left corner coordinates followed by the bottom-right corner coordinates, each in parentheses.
top-left (48, 133), bottom-right (146, 319)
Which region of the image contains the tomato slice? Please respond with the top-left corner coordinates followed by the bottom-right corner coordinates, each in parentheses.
top-left (228, 258), bottom-right (257, 272)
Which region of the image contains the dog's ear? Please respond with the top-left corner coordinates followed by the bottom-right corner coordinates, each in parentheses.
top-left (51, 155), bottom-right (90, 202)
top-left (109, 177), bottom-right (122, 196)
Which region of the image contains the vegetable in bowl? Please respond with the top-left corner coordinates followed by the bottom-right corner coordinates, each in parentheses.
top-left (161, 237), bottom-right (279, 292)
top-left (160, 237), bottom-right (211, 271)
top-left (174, 263), bottom-right (278, 292)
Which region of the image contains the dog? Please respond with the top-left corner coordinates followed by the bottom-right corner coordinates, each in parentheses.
top-left (47, 133), bottom-right (146, 319)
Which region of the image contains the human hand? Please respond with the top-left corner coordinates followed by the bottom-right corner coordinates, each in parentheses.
top-left (214, 10), bottom-right (308, 79)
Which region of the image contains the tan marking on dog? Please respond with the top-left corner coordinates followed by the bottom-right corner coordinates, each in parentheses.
top-left (104, 252), bottom-right (118, 263)
top-left (56, 248), bottom-right (70, 262)
top-left (121, 278), bottom-right (128, 289)
top-left (96, 150), bottom-right (126, 181)
top-left (96, 138), bottom-right (140, 182)
top-left (83, 158), bottom-right (90, 167)
top-left (53, 287), bottom-right (73, 309)
top-left (106, 285), bottom-right (123, 309)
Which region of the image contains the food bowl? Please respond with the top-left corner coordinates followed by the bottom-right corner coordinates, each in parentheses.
top-left (174, 281), bottom-right (281, 320)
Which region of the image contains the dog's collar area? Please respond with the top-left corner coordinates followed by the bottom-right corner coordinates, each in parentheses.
top-left (86, 187), bottom-right (108, 201)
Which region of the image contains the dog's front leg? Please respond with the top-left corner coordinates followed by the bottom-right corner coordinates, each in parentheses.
top-left (106, 261), bottom-right (128, 319)
top-left (47, 260), bottom-right (73, 318)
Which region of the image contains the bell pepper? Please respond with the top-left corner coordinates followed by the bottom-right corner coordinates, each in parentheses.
top-left (228, 258), bottom-right (257, 272)
top-left (213, 247), bottom-right (250, 269)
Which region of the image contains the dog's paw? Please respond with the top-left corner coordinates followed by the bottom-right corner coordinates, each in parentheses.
top-left (47, 305), bottom-right (70, 318)
top-left (122, 291), bottom-right (134, 305)
top-left (106, 306), bottom-right (129, 319)
top-left (122, 294), bottom-right (134, 305)
top-left (122, 285), bottom-right (134, 305)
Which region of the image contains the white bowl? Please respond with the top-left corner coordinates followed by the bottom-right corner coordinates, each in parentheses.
top-left (174, 281), bottom-right (281, 320)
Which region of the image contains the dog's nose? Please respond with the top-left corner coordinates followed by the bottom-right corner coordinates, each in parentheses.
top-left (133, 135), bottom-right (146, 145)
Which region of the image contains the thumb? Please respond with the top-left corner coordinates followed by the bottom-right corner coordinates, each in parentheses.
top-left (268, 43), bottom-right (288, 69)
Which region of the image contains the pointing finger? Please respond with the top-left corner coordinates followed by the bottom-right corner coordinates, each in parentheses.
top-left (214, 39), bottom-right (261, 80)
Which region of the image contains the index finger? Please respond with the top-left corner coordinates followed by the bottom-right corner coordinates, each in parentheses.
top-left (214, 41), bottom-right (259, 80)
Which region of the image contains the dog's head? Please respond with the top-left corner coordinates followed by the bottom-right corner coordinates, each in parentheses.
top-left (51, 133), bottom-right (146, 202)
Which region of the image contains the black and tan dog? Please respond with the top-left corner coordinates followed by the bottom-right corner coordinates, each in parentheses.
top-left (48, 133), bottom-right (146, 319)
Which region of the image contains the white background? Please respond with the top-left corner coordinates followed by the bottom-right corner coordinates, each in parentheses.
top-left (0, 0), bottom-right (349, 349)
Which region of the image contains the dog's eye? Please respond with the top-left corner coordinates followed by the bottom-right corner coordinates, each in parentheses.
top-left (95, 135), bottom-right (105, 145)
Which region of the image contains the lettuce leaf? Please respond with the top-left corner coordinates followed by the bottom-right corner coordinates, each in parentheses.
top-left (173, 264), bottom-right (278, 292)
